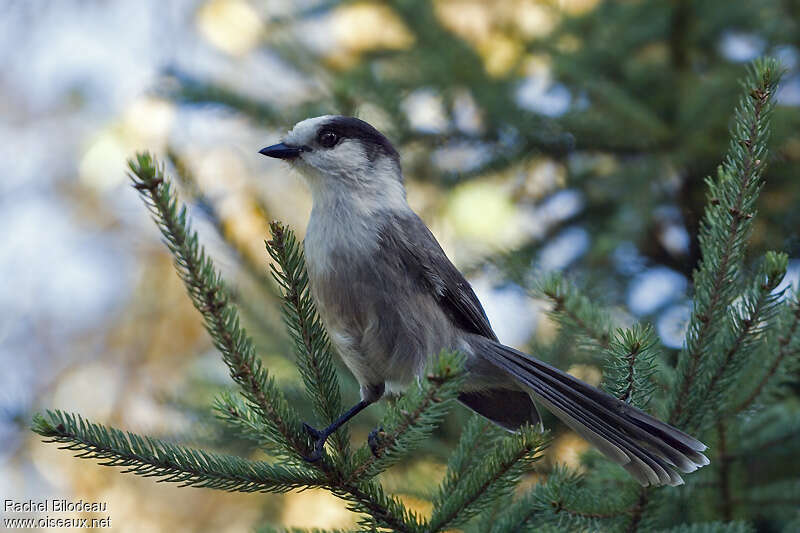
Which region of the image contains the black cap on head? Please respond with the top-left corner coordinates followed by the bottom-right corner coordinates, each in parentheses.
top-left (320, 116), bottom-right (399, 165)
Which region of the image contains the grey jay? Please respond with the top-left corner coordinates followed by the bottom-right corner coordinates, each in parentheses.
top-left (259, 115), bottom-right (708, 486)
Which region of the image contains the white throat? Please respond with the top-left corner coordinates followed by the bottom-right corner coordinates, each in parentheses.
top-left (302, 158), bottom-right (410, 276)
top-left (301, 150), bottom-right (408, 215)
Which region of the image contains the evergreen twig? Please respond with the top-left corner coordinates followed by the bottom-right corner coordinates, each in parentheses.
top-left (32, 411), bottom-right (323, 493)
top-left (436, 416), bottom-right (504, 498)
top-left (655, 522), bottom-right (755, 533)
top-left (538, 273), bottom-right (613, 351)
top-left (669, 58), bottom-right (782, 426)
top-left (333, 481), bottom-right (423, 533)
top-left (629, 57), bottom-right (783, 533)
top-left (428, 426), bottom-right (548, 532)
top-left (213, 391), bottom-right (283, 452)
top-left (734, 291), bottom-right (800, 413)
top-left (602, 325), bottom-right (659, 409)
top-left (127, 154), bottom-right (311, 461)
top-left (489, 466), bottom-right (630, 532)
top-left (695, 252), bottom-right (787, 424)
top-left (266, 221), bottom-right (349, 461)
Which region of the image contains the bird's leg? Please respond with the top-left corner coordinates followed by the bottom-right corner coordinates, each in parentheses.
top-left (303, 400), bottom-right (372, 462)
top-left (302, 383), bottom-right (384, 462)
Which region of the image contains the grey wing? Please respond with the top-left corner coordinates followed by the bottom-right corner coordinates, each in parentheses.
top-left (378, 211), bottom-right (498, 341)
top-left (379, 211), bottom-right (541, 430)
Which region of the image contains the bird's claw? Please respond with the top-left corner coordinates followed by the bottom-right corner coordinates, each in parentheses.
top-left (303, 422), bottom-right (327, 462)
top-left (368, 426), bottom-right (386, 458)
top-left (303, 422), bottom-right (323, 439)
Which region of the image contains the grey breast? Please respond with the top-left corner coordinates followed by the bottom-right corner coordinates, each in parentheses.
top-left (306, 212), bottom-right (455, 391)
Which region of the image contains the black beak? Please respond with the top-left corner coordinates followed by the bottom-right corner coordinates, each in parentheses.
top-left (259, 143), bottom-right (302, 159)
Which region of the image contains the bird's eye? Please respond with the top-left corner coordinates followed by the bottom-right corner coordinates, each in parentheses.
top-left (318, 130), bottom-right (339, 148)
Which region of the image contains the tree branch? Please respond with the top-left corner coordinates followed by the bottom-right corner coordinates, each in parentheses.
top-left (670, 59), bottom-right (781, 426)
top-left (429, 427), bottom-right (547, 532)
top-left (734, 296), bottom-right (800, 413)
top-left (538, 274), bottom-right (612, 351)
top-left (266, 221), bottom-right (349, 461)
top-left (33, 411), bottom-right (322, 493)
top-left (128, 154), bottom-right (311, 461)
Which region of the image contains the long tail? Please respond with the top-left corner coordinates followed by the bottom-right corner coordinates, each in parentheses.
top-left (474, 338), bottom-right (709, 486)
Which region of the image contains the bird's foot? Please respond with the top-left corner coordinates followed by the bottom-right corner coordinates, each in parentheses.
top-left (302, 422), bottom-right (328, 462)
top-left (367, 426), bottom-right (386, 458)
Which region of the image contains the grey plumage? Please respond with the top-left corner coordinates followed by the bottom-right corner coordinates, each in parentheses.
top-left (259, 115), bottom-right (708, 485)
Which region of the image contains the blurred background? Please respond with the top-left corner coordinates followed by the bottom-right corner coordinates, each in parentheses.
top-left (2, 0), bottom-right (799, 530)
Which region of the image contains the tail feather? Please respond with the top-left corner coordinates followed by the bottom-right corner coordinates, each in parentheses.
top-left (534, 391), bottom-right (674, 486)
top-left (502, 355), bottom-right (683, 486)
top-left (475, 339), bottom-right (709, 487)
top-left (500, 348), bottom-right (707, 470)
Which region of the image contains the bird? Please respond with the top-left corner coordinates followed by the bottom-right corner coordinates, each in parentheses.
top-left (259, 115), bottom-right (709, 486)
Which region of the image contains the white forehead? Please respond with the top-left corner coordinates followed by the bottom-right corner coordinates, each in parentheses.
top-left (284, 115), bottom-right (335, 145)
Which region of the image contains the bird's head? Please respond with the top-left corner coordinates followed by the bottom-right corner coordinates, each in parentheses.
top-left (260, 115), bottom-right (405, 207)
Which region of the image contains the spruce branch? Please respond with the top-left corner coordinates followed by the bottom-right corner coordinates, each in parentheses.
top-left (537, 273), bottom-right (613, 352)
top-left (32, 411), bottom-right (323, 493)
top-left (436, 416), bottom-right (505, 500)
top-left (215, 352), bottom-right (464, 530)
top-left (489, 466), bottom-right (630, 532)
top-left (602, 324), bottom-right (659, 409)
top-left (127, 153), bottom-right (309, 462)
top-left (655, 522), bottom-right (755, 533)
top-left (669, 58), bottom-right (782, 427)
top-left (428, 426), bottom-right (548, 532)
top-left (213, 391), bottom-right (284, 452)
top-left (626, 56), bottom-right (784, 533)
top-left (694, 252), bottom-right (787, 425)
top-left (164, 146), bottom-right (284, 311)
top-left (734, 290), bottom-right (800, 413)
top-left (333, 481), bottom-right (424, 533)
top-left (347, 351), bottom-right (466, 482)
top-left (266, 221), bottom-right (348, 461)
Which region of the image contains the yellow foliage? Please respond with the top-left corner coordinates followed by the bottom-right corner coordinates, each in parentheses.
top-left (566, 363), bottom-right (603, 387)
top-left (551, 431), bottom-right (590, 470)
top-left (332, 2), bottom-right (415, 53)
top-left (196, 0), bottom-right (264, 56)
top-left (478, 32), bottom-right (524, 77)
